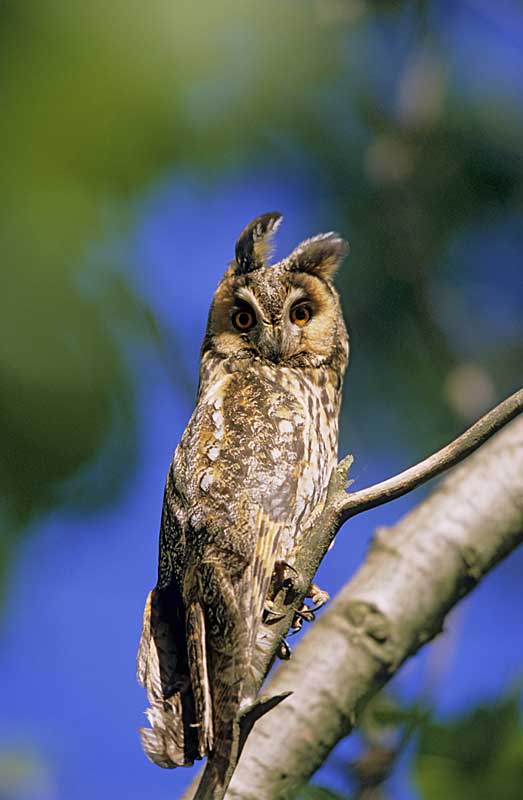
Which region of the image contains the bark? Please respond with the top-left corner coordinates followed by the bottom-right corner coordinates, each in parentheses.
top-left (224, 414), bottom-right (523, 799)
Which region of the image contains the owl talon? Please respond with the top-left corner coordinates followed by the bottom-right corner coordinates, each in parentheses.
top-left (295, 604), bottom-right (316, 623)
top-left (274, 560), bottom-right (298, 581)
top-left (277, 638), bottom-right (292, 660)
top-left (263, 602), bottom-right (285, 624)
top-left (288, 588), bottom-right (329, 632)
top-left (289, 621), bottom-right (302, 634)
top-left (290, 603), bottom-right (315, 632)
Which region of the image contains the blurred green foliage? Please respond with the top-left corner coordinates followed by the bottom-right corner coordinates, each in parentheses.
top-left (0, 0), bottom-right (353, 553)
top-left (1, 3), bottom-right (522, 797)
top-left (1, 0), bottom-right (521, 585)
top-left (0, 0), bottom-right (339, 582)
top-left (0, 748), bottom-right (52, 800)
top-left (300, 787), bottom-right (346, 800)
top-left (303, 689), bottom-right (523, 799)
top-left (414, 689), bottom-right (523, 800)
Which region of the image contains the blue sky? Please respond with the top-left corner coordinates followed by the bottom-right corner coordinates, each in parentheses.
top-left (1, 164), bottom-right (522, 800)
top-left (2, 1), bottom-right (523, 796)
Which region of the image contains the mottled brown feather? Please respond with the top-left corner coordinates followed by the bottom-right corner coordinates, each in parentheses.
top-left (137, 586), bottom-right (200, 767)
top-left (186, 600), bottom-right (214, 757)
top-left (137, 214), bottom-right (349, 797)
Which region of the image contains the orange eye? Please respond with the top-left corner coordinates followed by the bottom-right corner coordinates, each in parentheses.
top-left (232, 308), bottom-right (256, 331)
top-left (290, 304), bottom-right (312, 326)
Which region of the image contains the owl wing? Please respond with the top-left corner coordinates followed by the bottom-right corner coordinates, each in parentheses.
top-left (137, 475), bottom-right (205, 768)
top-left (136, 502), bottom-right (269, 776)
top-left (248, 505), bottom-right (285, 648)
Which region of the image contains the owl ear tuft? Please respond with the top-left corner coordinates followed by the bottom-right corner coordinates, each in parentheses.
top-left (288, 233), bottom-right (349, 279)
top-left (234, 212), bottom-right (283, 274)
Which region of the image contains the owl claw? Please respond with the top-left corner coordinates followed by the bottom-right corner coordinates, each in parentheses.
top-left (277, 638), bottom-right (292, 660)
top-left (289, 603), bottom-right (315, 632)
top-left (279, 560), bottom-right (298, 574)
top-left (295, 604), bottom-right (316, 623)
top-left (289, 585), bottom-right (329, 631)
top-left (263, 601), bottom-right (285, 624)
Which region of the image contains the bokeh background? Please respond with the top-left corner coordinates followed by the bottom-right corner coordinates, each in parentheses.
top-left (1, 1), bottom-right (522, 798)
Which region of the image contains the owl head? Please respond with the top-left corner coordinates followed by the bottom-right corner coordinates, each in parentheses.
top-left (202, 212), bottom-right (349, 370)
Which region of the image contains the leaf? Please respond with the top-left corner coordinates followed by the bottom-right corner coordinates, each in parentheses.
top-left (414, 688), bottom-right (523, 800)
top-left (359, 691), bottom-right (427, 742)
top-left (298, 785), bottom-right (348, 800)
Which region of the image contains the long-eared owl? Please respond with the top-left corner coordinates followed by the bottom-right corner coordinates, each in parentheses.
top-left (137, 212), bottom-right (349, 796)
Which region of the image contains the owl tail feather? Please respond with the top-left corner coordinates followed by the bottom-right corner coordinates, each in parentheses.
top-left (191, 679), bottom-right (244, 800)
top-left (137, 586), bottom-right (202, 768)
top-left (191, 693), bottom-right (293, 800)
top-left (190, 558), bottom-right (252, 800)
top-left (186, 600), bottom-right (214, 757)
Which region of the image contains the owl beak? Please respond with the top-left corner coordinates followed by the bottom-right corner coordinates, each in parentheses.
top-left (266, 342), bottom-right (281, 363)
top-left (260, 328), bottom-right (282, 363)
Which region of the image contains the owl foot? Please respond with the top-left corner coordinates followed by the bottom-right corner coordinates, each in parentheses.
top-left (290, 603), bottom-right (315, 633)
top-left (290, 584), bottom-right (329, 632)
top-left (307, 582), bottom-right (330, 609)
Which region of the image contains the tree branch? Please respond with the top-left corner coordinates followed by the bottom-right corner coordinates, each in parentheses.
top-left (241, 390), bottom-right (523, 715)
top-left (336, 388), bottom-right (523, 520)
top-left (184, 390), bottom-right (523, 798)
top-left (225, 413), bottom-right (523, 798)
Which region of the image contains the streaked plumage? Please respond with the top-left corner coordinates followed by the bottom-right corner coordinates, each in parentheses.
top-left (137, 212), bottom-right (349, 796)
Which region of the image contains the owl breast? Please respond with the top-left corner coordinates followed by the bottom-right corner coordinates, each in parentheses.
top-left (171, 358), bottom-right (341, 571)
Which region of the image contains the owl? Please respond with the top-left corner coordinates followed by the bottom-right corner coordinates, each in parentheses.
top-left (137, 212), bottom-right (349, 797)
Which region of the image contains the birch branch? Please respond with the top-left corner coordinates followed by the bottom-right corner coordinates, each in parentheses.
top-left (226, 413), bottom-right (523, 798)
top-left (185, 390), bottom-right (523, 798)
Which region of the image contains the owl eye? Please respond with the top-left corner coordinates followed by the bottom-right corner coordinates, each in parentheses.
top-left (232, 307), bottom-right (256, 331)
top-left (290, 303), bottom-right (312, 326)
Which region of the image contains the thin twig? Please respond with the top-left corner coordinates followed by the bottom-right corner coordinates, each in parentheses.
top-left (336, 388), bottom-right (523, 522)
